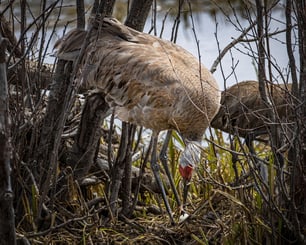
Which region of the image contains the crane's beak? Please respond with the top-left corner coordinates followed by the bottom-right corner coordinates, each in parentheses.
top-left (182, 178), bottom-right (190, 205)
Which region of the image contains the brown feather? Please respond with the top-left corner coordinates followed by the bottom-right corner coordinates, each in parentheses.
top-left (55, 17), bottom-right (221, 141)
top-left (211, 80), bottom-right (293, 138)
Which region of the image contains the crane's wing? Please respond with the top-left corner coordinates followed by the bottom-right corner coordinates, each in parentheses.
top-left (54, 17), bottom-right (220, 132)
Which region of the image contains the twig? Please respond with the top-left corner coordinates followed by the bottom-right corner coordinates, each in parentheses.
top-left (210, 23), bottom-right (255, 73)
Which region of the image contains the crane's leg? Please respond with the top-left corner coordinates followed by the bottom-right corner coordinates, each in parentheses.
top-left (151, 133), bottom-right (175, 225)
top-left (159, 130), bottom-right (181, 207)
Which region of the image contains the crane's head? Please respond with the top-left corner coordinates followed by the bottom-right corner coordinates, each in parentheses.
top-left (178, 141), bottom-right (201, 204)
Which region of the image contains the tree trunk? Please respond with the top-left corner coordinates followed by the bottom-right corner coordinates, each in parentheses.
top-left (293, 0), bottom-right (306, 242)
top-left (70, 92), bottom-right (110, 179)
top-left (76, 0), bottom-right (85, 29)
top-left (35, 60), bottom-right (73, 228)
top-left (0, 33), bottom-right (16, 245)
top-left (125, 0), bottom-right (152, 31)
top-left (97, 0), bottom-right (116, 16)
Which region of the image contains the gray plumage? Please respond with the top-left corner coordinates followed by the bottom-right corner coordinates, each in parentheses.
top-left (55, 17), bottom-right (220, 144)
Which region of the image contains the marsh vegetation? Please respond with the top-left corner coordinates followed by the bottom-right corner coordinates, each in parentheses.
top-left (0, 0), bottom-right (305, 244)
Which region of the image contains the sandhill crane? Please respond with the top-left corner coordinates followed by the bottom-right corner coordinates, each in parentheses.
top-left (55, 17), bottom-right (220, 223)
top-left (211, 80), bottom-right (293, 142)
top-left (211, 80), bottom-right (293, 183)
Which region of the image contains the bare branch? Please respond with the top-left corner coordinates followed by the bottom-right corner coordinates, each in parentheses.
top-left (210, 23), bottom-right (255, 74)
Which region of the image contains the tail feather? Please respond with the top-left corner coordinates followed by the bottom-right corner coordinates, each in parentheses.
top-left (91, 17), bottom-right (139, 43)
top-left (54, 17), bottom-right (139, 61)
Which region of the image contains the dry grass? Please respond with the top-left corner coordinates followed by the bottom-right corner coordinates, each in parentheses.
top-left (17, 186), bottom-right (260, 244)
top-left (15, 110), bottom-right (274, 244)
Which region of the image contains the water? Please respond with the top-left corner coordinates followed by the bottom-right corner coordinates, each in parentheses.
top-left (8, 1), bottom-right (292, 90)
top-left (144, 8), bottom-right (292, 90)
top-left (46, 4), bottom-right (291, 91)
